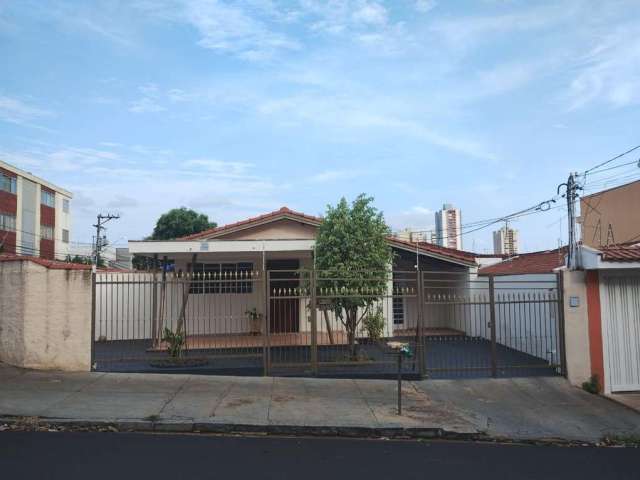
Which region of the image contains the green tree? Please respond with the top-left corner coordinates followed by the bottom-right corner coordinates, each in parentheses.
top-left (150, 207), bottom-right (216, 240)
top-left (314, 194), bottom-right (394, 359)
top-left (132, 207), bottom-right (216, 270)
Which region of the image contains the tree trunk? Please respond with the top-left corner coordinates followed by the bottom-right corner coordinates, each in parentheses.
top-left (346, 307), bottom-right (358, 360)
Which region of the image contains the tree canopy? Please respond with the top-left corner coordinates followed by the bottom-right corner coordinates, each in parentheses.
top-left (150, 207), bottom-right (216, 240)
top-left (314, 194), bottom-right (394, 358)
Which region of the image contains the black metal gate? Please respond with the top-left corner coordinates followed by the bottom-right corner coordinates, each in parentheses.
top-left (91, 268), bottom-right (565, 379)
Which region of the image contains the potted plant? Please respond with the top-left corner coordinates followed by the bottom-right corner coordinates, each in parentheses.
top-left (246, 307), bottom-right (263, 335)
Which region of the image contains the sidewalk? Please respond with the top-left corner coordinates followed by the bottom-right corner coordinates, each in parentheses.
top-left (0, 363), bottom-right (476, 438)
top-left (1, 363), bottom-right (639, 442)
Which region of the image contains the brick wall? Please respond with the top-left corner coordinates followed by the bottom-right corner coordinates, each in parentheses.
top-left (0, 167), bottom-right (17, 254)
top-left (40, 186), bottom-right (56, 260)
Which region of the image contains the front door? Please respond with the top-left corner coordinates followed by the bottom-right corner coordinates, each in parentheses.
top-left (267, 259), bottom-right (300, 333)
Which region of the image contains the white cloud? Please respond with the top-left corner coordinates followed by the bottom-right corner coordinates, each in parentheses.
top-left (3, 142), bottom-right (285, 241)
top-left (0, 95), bottom-right (53, 126)
top-left (128, 97), bottom-right (166, 113)
top-left (310, 169), bottom-right (366, 183)
top-left (414, 0), bottom-right (436, 13)
top-left (387, 205), bottom-right (435, 231)
top-left (136, 0), bottom-right (300, 60)
top-left (567, 25), bottom-right (640, 110)
top-left (351, 2), bottom-right (387, 26)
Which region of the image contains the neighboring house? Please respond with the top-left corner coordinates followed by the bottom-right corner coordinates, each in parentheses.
top-left (478, 248), bottom-right (566, 277)
top-left (578, 179), bottom-right (640, 248)
top-left (478, 248), bottom-right (566, 365)
top-left (577, 243), bottom-right (640, 393)
top-left (127, 207), bottom-right (478, 338)
top-left (0, 160), bottom-right (72, 260)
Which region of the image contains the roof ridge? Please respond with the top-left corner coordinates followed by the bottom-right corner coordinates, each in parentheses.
top-left (180, 207), bottom-right (322, 241)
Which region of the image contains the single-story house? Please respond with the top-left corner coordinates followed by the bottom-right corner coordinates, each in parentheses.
top-left (125, 207), bottom-right (479, 344)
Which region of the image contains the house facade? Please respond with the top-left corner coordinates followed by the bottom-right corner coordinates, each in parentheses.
top-left (125, 207), bottom-right (478, 342)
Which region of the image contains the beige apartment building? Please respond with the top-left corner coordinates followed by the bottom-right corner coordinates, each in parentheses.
top-left (578, 180), bottom-right (640, 248)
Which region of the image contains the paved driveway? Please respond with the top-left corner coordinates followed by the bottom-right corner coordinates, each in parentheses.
top-left (415, 377), bottom-right (640, 442)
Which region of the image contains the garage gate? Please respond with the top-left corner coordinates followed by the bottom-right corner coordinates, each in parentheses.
top-left (600, 271), bottom-right (640, 392)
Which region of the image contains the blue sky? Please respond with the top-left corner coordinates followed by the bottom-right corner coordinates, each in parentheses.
top-left (1, 0), bottom-right (639, 253)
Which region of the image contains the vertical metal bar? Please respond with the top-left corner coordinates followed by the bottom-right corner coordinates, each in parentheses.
top-left (151, 254), bottom-right (159, 346)
top-left (264, 269), bottom-right (271, 376)
top-left (489, 275), bottom-right (497, 378)
top-left (416, 270), bottom-right (426, 377)
top-left (90, 268), bottom-right (97, 371)
top-left (397, 353), bottom-right (402, 415)
top-left (310, 268), bottom-right (318, 376)
top-left (556, 271), bottom-right (567, 376)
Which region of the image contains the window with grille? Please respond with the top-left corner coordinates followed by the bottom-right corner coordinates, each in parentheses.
top-left (0, 213), bottom-right (16, 231)
top-left (392, 296), bottom-right (405, 325)
top-left (190, 262), bottom-right (253, 294)
top-left (41, 225), bottom-right (54, 240)
top-left (63, 199), bottom-right (70, 213)
top-left (62, 229), bottom-right (69, 243)
top-left (0, 174), bottom-right (16, 194)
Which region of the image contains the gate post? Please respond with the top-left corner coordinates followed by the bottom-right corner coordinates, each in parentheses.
top-left (310, 269), bottom-right (318, 376)
top-left (90, 267), bottom-right (97, 371)
top-left (416, 270), bottom-right (426, 377)
top-left (263, 268), bottom-right (271, 376)
top-left (489, 275), bottom-right (498, 378)
top-left (151, 254), bottom-right (159, 347)
top-left (556, 271), bottom-right (568, 377)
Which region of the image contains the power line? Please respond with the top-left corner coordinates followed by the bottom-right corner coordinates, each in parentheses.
top-left (582, 144), bottom-right (640, 175)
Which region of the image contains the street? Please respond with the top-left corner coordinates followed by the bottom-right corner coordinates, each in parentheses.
top-left (1, 432), bottom-right (638, 480)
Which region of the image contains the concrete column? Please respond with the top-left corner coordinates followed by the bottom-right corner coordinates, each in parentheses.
top-left (560, 269), bottom-right (592, 387)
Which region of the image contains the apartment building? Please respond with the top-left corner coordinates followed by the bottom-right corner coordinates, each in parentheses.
top-left (435, 203), bottom-right (462, 250)
top-left (0, 160), bottom-right (72, 260)
top-left (493, 226), bottom-right (519, 255)
top-left (394, 228), bottom-right (437, 244)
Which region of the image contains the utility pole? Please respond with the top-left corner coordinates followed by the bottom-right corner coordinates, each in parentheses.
top-left (93, 213), bottom-right (119, 267)
top-left (558, 172), bottom-right (581, 270)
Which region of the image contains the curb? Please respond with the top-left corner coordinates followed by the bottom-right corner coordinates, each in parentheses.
top-left (0, 416), bottom-right (480, 441)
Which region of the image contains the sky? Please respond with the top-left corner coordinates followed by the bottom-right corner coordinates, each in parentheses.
top-left (1, 0), bottom-right (639, 254)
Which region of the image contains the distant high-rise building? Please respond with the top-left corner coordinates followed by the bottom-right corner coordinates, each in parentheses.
top-left (493, 226), bottom-right (519, 256)
top-left (394, 228), bottom-right (437, 244)
top-left (435, 203), bottom-right (462, 250)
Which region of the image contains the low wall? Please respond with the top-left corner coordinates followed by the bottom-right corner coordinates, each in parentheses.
top-left (0, 258), bottom-right (92, 371)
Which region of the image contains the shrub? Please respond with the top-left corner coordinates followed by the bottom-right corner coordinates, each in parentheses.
top-left (363, 306), bottom-right (385, 342)
top-left (582, 374), bottom-right (600, 394)
top-left (161, 327), bottom-right (185, 359)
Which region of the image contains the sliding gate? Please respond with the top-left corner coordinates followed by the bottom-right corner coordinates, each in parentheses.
top-left (91, 268), bottom-right (565, 378)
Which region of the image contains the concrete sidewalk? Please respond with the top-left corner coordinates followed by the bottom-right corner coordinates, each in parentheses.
top-left (1, 363), bottom-right (639, 442)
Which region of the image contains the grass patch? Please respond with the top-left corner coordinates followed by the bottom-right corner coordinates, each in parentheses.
top-left (601, 434), bottom-right (640, 447)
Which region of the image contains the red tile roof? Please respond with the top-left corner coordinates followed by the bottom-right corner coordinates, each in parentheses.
top-left (478, 248), bottom-right (567, 276)
top-left (387, 238), bottom-right (477, 265)
top-left (0, 254), bottom-right (92, 270)
top-left (178, 206), bottom-right (480, 266)
top-left (599, 244), bottom-right (640, 262)
top-left (180, 207), bottom-right (322, 241)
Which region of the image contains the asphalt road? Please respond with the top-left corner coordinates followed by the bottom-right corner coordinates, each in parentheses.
top-left (1, 432), bottom-right (638, 480)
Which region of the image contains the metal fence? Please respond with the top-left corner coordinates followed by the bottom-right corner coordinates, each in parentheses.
top-left (92, 268), bottom-right (565, 379)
